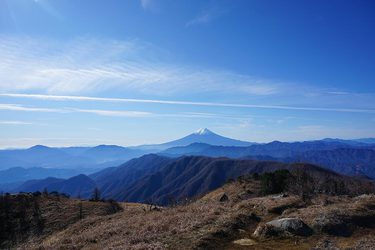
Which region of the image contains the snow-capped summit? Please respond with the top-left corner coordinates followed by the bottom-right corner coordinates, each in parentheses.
top-left (194, 128), bottom-right (213, 135)
top-left (135, 128), bottom-right (254, 150)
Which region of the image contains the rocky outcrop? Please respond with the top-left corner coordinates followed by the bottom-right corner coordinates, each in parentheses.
top-left (312, 214), bottom-right (352, 236)
top-left (253, 218), bottom-right (312, 238)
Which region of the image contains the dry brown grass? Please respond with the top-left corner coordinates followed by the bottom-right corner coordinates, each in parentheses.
top-left (18, 181), bottom-right (263, 250)
top-left (15, 184), bottom-right (375, 250)
top-left (22, 199), bottom-right (236, 249)
top-left (0, 195), bottom-right (122, 249)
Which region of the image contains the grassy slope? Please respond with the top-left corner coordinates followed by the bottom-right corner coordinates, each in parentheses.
top-left (17, 177), bottom-right (375, 250)
top-left (0, 194), bottom-right (122, 248)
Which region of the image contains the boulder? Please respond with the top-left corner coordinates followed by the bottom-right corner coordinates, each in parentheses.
top-left (312, 214), bottom-right (352, 237)
top-left (253, 218), bottom-right (312, 238)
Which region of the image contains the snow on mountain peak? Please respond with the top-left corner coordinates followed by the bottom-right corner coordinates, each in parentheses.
top-left (194, 128), bottom-right (213, 135)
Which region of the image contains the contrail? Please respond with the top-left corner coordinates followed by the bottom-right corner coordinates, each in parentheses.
top-left (1, 93), bottom-right (374, 114)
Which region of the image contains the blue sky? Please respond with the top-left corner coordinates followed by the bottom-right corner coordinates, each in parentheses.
top-left (0, 0), bottom-right (374, 148)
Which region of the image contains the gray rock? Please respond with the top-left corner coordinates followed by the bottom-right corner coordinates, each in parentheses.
top-left (272, 193), bottom-right (289, 199)
top-left (312, 214), bottom-right (351, 236)
top-left (254, 218), bottom-right (312, 238)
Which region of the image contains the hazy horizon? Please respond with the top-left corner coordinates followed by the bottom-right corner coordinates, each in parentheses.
top-left (1, 127), bottom-right (374, 150)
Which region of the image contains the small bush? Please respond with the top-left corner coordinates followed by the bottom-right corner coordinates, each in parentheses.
top-left (260, 170), bottom-right (292, 195)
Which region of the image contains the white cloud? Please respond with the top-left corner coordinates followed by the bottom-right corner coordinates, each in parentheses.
top-left (0, 120), bottom-right (34, 125)
top-left (0, 36), bottom-right (280, 97)
top-left (0, 103), bottom-right (153, 117)
top-left (0, 103), bottom-right (63, 113)
top-left (0, 102), bottom-right (247, 119)
top-left (1, 36), bottom-right (373, 113)
top-left (2, 93), bottom-right (375, 114)
top-left (71, 108), bottom-right (152, 117)
top-left (327, 91), bottom-right (350, 95)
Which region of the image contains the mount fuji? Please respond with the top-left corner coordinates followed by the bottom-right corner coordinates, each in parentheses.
top-left (134, 128), bottom-right (254, 150)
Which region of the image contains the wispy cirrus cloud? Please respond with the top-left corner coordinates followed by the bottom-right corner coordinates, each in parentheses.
top-left (0, 36), bottom-right (280, 98)
top-left (1, 36), bottom-right (373, 113)
top-left (0, 103), bottom-right (152, 117)
top-left (72, 108), bottom-right (152, 117)
top-left (186, 3), bottom-right (227, 27)
top-left (186, 13), bottom-right (213, 27)
top-left (0, 102), bottom-right (249, 120)
top-left (0, 120), bottom-right (34, 125)
top-left (0, 103), bottom-right (63, 113)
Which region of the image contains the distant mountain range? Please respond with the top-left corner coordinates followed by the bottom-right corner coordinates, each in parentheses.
top-left (0, 128), bottom-right (252, 171)
top-left (0, 144), bottom-right (148, 171)
top-left (1, 128), bottom-right (373, 172)
top-left (2, 128), bottom-right (375, 198)
top-left (0, 167), bottom-right (80, 184)
top-left (0, 167), bottom-right (82, 192)
top-left (160, 141), bottom-right (375, 178)
top-left (322, 137), bottom-right (375, 145)
top-left (16, 174), bottom-right (96, 198)
top-left (13, 154), bottom-right (372, 205)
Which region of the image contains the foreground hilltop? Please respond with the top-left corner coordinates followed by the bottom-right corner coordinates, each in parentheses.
top-left (0, 193), bottom-right (122, 249)
top-left (11, 167), bottom-right (375, 250)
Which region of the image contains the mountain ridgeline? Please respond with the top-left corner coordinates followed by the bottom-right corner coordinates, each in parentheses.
top-left (160, 140), bottom-right (375, 178)
top-left (0, 145), bottom-right (148, 172)
top-left (0, 128), bottom-right (252, 172)
top-left (13, 154), bottom-right (375, 205)
top-left (2, 128), bottom-right (375, 204)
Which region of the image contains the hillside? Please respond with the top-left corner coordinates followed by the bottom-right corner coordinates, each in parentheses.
top-left (161, 142), bottom-right (375, 179)
top-left (14, 174), bottom-right (97, 198)
top-left (118, 156), bottom-right (289, 203)
top-left (14, 168), bottom-right (375, 250)
top-left (0, 167), bottom-right (80, 190)
top-left (14, 154), bottom-right (173, 199)
top-left (15, 154), bottom-right (375, 204)
top-left (118, 156), bottom-right (374, 204)
top-left (0, 193), bottom-right (122, 248)
top-left (91, 154), bottom-right (173, 199)
top-left (289, 147), bottom-right (375, 178)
